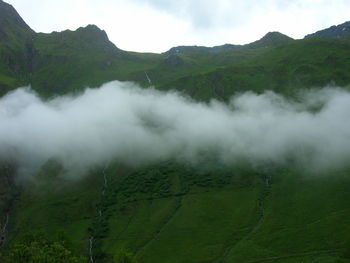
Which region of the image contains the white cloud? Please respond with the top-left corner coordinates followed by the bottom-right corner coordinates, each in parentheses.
top-left (1, 81), bottom-right (350, 179)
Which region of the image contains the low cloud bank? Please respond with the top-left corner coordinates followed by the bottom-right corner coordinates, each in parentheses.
top-left (0, 81), bottom-right (349, 178)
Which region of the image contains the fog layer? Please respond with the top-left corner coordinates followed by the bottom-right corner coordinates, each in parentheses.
top-left (0, 81), bottom-right (349, 178)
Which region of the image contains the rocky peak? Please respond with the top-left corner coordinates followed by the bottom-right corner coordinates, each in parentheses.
top-left (247, 32), bottom-right (293, 49)
top-left (305, 21), bottom-right (350, 39)
top-left (76, 24), bottom-right (110, 43)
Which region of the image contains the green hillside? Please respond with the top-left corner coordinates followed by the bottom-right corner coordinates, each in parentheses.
top-left (159, 38), bottom-right (350, 101)
top-left (0, 0), bottom-right (34, 94)
top-left (1, 1), bottom-right (350, 263)
top-left (6, 162), bottom-right (350, 263)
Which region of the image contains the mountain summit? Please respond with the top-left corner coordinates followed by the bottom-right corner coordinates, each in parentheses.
top-left (41, 24), bottom-right (119, 53)
top-left (246, 31), bottom-right (293, 48)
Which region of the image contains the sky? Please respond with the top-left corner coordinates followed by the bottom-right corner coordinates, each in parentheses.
top-left (5, 0), bottom-right (350, 53)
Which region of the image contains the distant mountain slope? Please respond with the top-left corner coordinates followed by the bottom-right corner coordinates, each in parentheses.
top-left (0, 2), bottom-right (163, 96)
top-left (305, 21), bottom-right (350, 39)
top-left (0, 0), bottom-right (34, 94)
top-left (0, 0), bottom-right (33, 42)
top-left (1, 0), bottom-right (349, 100)
top-left (164, 43), bottom-right (243, 55)
top-left (30, 25), bottom-right (162, 95)
top-left (164, 32), bottom-right (293, 55)
top-left (158, 38), bottom-right (350, 101)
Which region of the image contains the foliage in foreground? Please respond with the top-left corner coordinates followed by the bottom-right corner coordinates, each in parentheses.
top-left (3, 239), bottom-right (85, 263)
top-left (114, 248), bottom-right (137, 263)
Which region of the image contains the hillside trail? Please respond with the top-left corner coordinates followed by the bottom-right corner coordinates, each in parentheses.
top-left (219, 175), bottom-right (271, 263)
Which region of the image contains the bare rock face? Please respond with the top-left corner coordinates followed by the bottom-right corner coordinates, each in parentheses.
top-left (162, 54), bottom-right (186, 67)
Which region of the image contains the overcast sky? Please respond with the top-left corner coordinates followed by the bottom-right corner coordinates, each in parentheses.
top-left (6, 0), bottom-right (350, 53)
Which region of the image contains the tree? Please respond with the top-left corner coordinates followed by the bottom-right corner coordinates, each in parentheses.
top-left (114, 248), bottom-right (136, 263)
top-left (5, 239), bottom-right (85, 263)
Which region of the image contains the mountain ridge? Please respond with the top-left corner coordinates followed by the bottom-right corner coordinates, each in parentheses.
top-left (1, 0), bottom-right (350, 55)
top-left (164, 32), bottom-right (293, 55)
top-left (305, 21), bottom-right (350, 39)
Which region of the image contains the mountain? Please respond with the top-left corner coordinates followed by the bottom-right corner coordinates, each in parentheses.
top-left (164, 43), bottom-right (243, 55)
top-left (0, 0), bottom-right (34, 94)
top-left (1, 2), bottom-right (350, 263)
top-left (0, 0), bottom-right (33, 42)
top-left (305, 21), bottom-right (350, 39)
top-left (0, 1), bottom-right (162, 96)
top-left (246, 31), bottom-right (293, 48)
top-left (161, 37), bottom-right (350, 100)
top-left (164, 31), bottom-right (292, 55)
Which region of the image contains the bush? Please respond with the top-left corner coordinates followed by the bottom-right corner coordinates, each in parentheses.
top-left (4, 239), bottom-right (85, 263)
top-left (114, 248), bottom-right (136, 263)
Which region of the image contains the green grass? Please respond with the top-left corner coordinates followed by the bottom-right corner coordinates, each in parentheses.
top-left (159, 38), bottom-right (350, 101)
top-left (135, 188), bottom-right (259, 263)
top-left (2, 19), bottom-right (350, 102)
top-left (224, 170), bottom-right (350, 263)
top-left (7, 161), bottom-right (350, 263)
top-left (9, 166), bottom-right (102, 255)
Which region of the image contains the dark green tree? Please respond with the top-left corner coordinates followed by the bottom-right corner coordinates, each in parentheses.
top-left (114, 248), bottom-right (136, 263)
top-left (5, 240), bottom-right (85, 263)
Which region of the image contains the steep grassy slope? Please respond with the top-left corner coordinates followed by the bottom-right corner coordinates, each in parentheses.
top-left (160, 38), bottom-right (350, 101)
top-left (25, 30), bottom-right (296, 98)
top-left (29, 26), bottom-right (163, 96)
top-left (0, 1), bottom-right (164, 96)
top-left (7, 162), bottom-right (350, 263)
top-left (224, 171), bottom-right (350, 263)
top-left (0, 0), bottom-right (34, 95)
top-left (100, 32), bottom-right (294, 92)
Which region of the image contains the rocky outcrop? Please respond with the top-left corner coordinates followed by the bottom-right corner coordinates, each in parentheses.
top-left (305, 21), bottom-right (350, 39)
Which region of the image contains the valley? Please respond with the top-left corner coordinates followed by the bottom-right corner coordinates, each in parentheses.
top-left (1, 1), bottom-right (350, 262)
